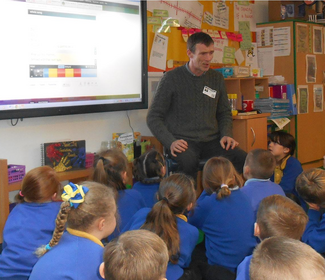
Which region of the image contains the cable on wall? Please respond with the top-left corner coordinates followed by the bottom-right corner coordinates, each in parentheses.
top-left (126, 111), bottom-right (135, 136)
top-left (10, 118), bottom-right (23, 126)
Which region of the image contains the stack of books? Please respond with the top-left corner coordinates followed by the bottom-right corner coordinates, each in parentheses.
top-left (254, 98), bottom-right (290, 119)
top-left (268, 84), bottom-right (297, 116)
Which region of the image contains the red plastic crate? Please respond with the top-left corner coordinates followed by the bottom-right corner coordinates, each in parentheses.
top-left (85, 153), bottom-right (94, 169)
top-left (8, 164), bottom-right (26, 184)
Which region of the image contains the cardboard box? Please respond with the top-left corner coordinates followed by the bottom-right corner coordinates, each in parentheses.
top-left (214, 67), bottom-right (233, 78)
top-left (232, 66), bottom-right (250, 77)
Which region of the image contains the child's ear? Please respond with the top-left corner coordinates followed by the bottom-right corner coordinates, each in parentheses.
top-left (243, 165), bottom-right (250, 179)
top-left (51, 193), bottom-right (58, 201)
top-left (99, 262), bottom-right (105, 279)
top-left (186, 202), bottom-right (193, 212)
top-left (98, 217), bottom-right (106, 231)
top-left (254, 222), bottom-right (261, 237)
top-left (307, 202), bottom-right (320, 211)
top-left (121, 171), bottom-right (127, 184)
top-left (161, 165), bottom-right (166, 177)
top-left (283, 147), bottom-right (290, 155)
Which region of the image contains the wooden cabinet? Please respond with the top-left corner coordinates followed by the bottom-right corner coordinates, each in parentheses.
top-left (225, 77), bottom-right (270, 152)
top-left (232, 113), bottom-right (270, 152)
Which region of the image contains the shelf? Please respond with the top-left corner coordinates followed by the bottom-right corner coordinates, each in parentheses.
top-left (232, 113), bottom-right (271, 120)
top-left (226, 78), bottom-right (272, 153)
top-left (7, 168), bottom-right (93, 193)
top-left (57, 168), bottom-right (93, 182)
top-left (225, 77), bottom-right (269, 110)
top-left (268, 1), bottom-right (319, 22)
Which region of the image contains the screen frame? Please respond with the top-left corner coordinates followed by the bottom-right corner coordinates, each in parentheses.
top-left (0, 0), bottom-right (148, 120)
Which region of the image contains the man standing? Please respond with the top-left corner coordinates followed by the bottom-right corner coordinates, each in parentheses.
top-left (147, 32), bottom-right (246, 178)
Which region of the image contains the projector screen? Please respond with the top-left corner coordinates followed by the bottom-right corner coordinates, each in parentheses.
top-left (0, 0), bottom-right (147, 120)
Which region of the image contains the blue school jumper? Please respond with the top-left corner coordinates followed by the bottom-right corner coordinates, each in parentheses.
top-left (109, 189), bottom-right (146, 240)
top-left (0, 201), bottom-right (61, 280)
top-left (236, 255), bottom-right (252, 280)
top-left (302, 209), bottom-right (325, 253)
top-left (270, 156), bottom-right (306, 209)
top-left (29, 229), bottom-right (104, 280)
top-left (122, 207), bottom-right (199, 280)
top-left (188, 189), bottom-right (256, 273)
top-left (132, 181), bottom-right (160, 208)
top-left (241, 179), bottom-right (285, 219)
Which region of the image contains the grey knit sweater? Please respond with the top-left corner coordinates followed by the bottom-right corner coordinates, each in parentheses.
top-left (147, 65), bottom-right (233, 149)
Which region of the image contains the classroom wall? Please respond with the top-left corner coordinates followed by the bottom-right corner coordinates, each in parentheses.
top-left (0, 109), bottom-right (151, 171)
top-left (0, 1), bottom-right (269, 173)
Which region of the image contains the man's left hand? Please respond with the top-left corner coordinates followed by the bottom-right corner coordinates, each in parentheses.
top-left (220, 136), bottom-right (239, 151)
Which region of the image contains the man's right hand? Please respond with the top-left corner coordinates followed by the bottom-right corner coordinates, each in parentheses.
top-left (170, 140), bottom-right (188, 157)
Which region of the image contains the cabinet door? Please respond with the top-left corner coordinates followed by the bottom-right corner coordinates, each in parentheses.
top-left (246, 118), bottom-right (268, 152)
top-left (233, 117), bottom-right (268, 152)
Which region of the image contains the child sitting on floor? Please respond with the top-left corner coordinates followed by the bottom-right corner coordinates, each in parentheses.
top-left (236, 194), bottom-right (308, 280)
top-left (268, 130), bottom-right (304, 208)
top-left (0, 166), bottom-right (62, 280)
top-left (29, 181), bottom-right (117, 280)
top-left (132, 149), bottom-right (166, 208)
top-left (122, 173), bottom-right (199, 280)
top-left (189, 157), bottom-right (256, 275)
top-left (296, 168), bottom-right (325, 254)
top-left (250, 236), bottom-right (325, 280)
top-left (100, 229), bottom-right (169, 280)
top-left (241, 148), bottom-right (285, 219)
top-left (92, 148), bottom-right (145, 239)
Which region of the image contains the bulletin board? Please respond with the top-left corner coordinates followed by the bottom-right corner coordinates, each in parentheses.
top-left (258, 20), bottom-right (325, 167)
top-left (147, 1), bottom-right (257, 72)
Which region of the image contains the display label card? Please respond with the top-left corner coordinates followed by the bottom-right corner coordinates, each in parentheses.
top-left (203, 86), bottom-right (217, 98)
top-left (153, 9), bottom-right (169, 17)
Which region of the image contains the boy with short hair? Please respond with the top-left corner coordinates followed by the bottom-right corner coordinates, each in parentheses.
top-left (235, 194), bottom-right (308, 280)
top-left (250, 236), bottom-right (325, 280)
top-left (296, 168), bottom-right (325, 254)
top-left (242, 149), bottom-right (285, 218)
top-left (99, 229), bottom-right (169, 280)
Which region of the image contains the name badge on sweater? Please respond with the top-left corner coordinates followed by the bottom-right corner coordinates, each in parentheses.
top-left (203, 86), bottom-right (216, 98)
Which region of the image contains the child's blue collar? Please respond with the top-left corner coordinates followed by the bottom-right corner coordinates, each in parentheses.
top-left (244, 178), bottom-right (270, 186)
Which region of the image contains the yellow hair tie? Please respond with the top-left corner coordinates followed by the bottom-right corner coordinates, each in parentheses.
top-left (61, 182), bottom-right (89, 208)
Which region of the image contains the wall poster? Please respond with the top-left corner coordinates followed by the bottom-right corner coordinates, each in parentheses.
top-left (313, 26), bottom-right (323, 54)
top-left (313, 84), bottom-right (324, 112)
top-left (298, 85), bottom-right (309, 114)
top-left (306, 54), bottom-right (316, 83)
top-left (297, 23), bottom-right (308, 53)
